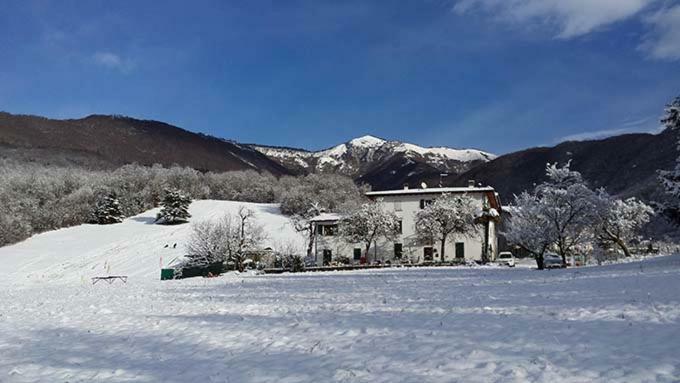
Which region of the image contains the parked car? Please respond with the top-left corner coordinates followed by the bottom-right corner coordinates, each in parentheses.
top-left (496, 251), bottom-right (515, 267)
top-left (543, 253), bottom-right (565, 269)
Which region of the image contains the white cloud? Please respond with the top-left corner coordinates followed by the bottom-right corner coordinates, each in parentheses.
top-left (558, 124), bottom-right (662, 143)
top-left (639, 4), bottom-right (680, 60)
top-left (454, 0), bottom-right (656, 38)
top-left (92, 51), bottom-right (134, 73)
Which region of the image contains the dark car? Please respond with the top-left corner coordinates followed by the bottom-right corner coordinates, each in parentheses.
top-left (543, 253), bottom-right (565, 269)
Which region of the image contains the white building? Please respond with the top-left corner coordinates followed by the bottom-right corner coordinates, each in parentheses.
top-left (310, 183), bottom-right (502, 266)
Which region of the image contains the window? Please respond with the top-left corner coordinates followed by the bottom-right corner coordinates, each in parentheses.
top-left (397, 220), bottom-right (403, 234)
top-left (394, 243), bottom-right (403, 259)
top-left (353, 248), bottom-right (362, 261)
top-left (318, 224), bottom-right (338, 236)
top-left (394, 201), bottom-right (402, 211)
top-left (419, 199), bottom-right (433, 209)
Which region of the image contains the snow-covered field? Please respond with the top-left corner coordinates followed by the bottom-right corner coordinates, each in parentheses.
top-left (2, 255), bottom-right (679, 382)
top-left (0, 200), bottom-right (305, 285)
top-left (1, 201), bottom-right (679, 382)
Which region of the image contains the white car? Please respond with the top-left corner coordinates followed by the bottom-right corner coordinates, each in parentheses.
top-left (496, 251), bottom-right (516, 267)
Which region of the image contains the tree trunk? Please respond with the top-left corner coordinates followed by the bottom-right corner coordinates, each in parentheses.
top-left (440, 235), bottom-right (447, 262)
top-left (616, 237), bottom-right (632, 258)
top-left (306, 223), bottom-right (315, 258)
top-left (482, 220), bottom-right (490, 264)
top-left (558, 241), bottom-right (567, 267)
top-left (365, 242), bottom-right (372, 264)
top-left (536, 253), bottom-right (545, 270)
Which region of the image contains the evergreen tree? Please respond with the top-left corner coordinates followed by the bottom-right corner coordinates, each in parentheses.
top-left (91, 193), bottom-right (124, 225)
top-left (660, 96), bottom-right (680, 131)
top-left (155, 189), bottom-right (192, 225)
top-left (658, 95), bottom-right (680, 225)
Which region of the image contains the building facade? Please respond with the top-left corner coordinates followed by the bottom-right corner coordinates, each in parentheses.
top-left (310, 184), bottom-right (502, 266)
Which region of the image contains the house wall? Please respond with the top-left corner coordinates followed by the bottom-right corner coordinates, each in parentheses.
top-left (312, 190), bottom-right (499, 265)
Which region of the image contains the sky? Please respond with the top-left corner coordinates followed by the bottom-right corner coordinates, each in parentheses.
top-left (1, 0), bottom-right (679, 154)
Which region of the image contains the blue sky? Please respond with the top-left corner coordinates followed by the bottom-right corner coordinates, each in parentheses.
top-left (1, 0), bottom-right (679, 154)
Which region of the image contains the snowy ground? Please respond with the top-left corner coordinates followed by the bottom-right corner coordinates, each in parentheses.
top-left (0, 200), bottom-right (305, 285)
top-left (2, 255), bottom-right (679, 382)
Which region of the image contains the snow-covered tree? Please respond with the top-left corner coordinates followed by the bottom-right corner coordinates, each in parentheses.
top-left (280, 174), bottom-right (366, 257)
top-left (594, 191), bottom-right (654, 258)
top-left (504, 192), bottom-right (554, 269)
top-left (414, 193), bottom-right (479, 262)
top-left (184, 218), bottom-right (228, 266)
top-left (90, 193), bottom-right (124, 224)
top-left (339, 201), bottom-right (401, 263)
top-left (155, 188), bottom-right (192, 225)
top-left (535, 162), bottom-right (599, 266)
top-left (505, 162), bottom-right (598, 268)
top-left (660, 95), bottom-right (680, 131)
top-left (184, 206), bottom-right (265, 272)
top-left (658, 95), bottom-right (680, 224)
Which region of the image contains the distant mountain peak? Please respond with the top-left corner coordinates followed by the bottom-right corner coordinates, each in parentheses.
top-left (252, 135), bottom-right (495, 185)
top-left (348, 135), bottom-right (386, 147)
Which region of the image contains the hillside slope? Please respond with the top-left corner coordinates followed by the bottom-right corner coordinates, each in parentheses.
top-left (0, 200), bottom-right (304, 285)
top-left (0, 112), bottom-right (291, 175)
top-left (412, 128), bottom-right (678, 202)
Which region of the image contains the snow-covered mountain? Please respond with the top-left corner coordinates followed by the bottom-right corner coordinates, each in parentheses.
top-left (252, 135), bottom-right (495, 182)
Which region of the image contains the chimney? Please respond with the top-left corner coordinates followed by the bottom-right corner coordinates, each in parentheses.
top-left (403, 184), bottom-right (409, 190)
top-left (468, 180), bottom-right (476, 188)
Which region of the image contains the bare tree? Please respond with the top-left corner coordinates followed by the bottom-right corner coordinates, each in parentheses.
top-left (184, 206), bottom-right (265, 272)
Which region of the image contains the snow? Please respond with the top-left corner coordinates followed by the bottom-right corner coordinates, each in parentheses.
top-left (310, 212), bottom-right (344, 222)
top-left (0, 255), bottom-right (679, 382)
top-left (1, 202), bottom-right (679, 382)
top-left (0, 200), bottom-right (304, 285)
top-left (252, 137), bottom-right (496, 174)
top-left (347, 135), bottom-right (386, 147)
top-left (394, 142), bottom-right (496, 163)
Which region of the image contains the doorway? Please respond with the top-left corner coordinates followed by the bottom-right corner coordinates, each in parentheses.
top-left (455, 243), bottom-right (465, 260)
top-left (323, 249), bottom-right (332, 266)
top-left (424, 247), bottom-right (433, 261)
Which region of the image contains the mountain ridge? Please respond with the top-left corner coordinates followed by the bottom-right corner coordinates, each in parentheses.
top-left (251, 134), bottom-right (496, 180)
top-left (0, 112), bottom-right (291, 175)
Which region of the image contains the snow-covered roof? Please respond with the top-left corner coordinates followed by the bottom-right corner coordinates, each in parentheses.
top-left (365, 186), bottom-right (496, 197)
top-left (309, 212), bottom-right (344, 223)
